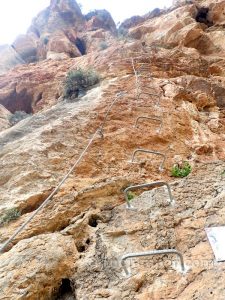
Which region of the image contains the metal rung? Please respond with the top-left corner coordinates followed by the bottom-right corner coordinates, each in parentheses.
top-left (137, 70), bottom-right (152, 75)
top-left (135, 62), bottom-right (151, 65)
top-left (137, 92), bottom-right (160, 100)
top-left (137, 89), bottom-right (160, 95)
top-left (137, 74), bottom-right (152, 78)
top-left (134, 116), bottom-right (162, 132)
top-left (131, 149), bottom-right (166, 171)
top-left (137, 83), bottom-right (158, 88)
top-left (121, 249), bottom-right (185, 276)
top-left (124, 181), bottom-right (174, 209)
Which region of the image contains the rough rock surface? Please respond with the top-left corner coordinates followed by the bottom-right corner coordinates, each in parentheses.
top-left (12, 34), bottom-right (38, 63)
top-left (0, 232), bottom-right (78, 299)
top-left (71, 161), bottom-right (225, 300)
top-left (1, 0), bottom-right (225, 299)
top-left (0, 104), bottom-right (11, 132)
top-left (0, 0), bottom-right (116, 74)
top-left (0, 45), bottom-right (25, 75)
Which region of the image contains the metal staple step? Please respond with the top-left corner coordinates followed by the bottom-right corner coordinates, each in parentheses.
top-left (124, 181), bottom-right (174, 209)
top-left (134, 116), bottom-right (162, 133)
top-left (131, 148), bottom-right (166, 171)
top-left (121, 249), bottom-right (185, 276)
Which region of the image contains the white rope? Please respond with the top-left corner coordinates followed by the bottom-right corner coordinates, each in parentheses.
top-left (0, 129), bottom-right (100, 252)
top-left (0, 91), bottom-right (126, 253)
top-left (0, 52), bottom-right (162, 254)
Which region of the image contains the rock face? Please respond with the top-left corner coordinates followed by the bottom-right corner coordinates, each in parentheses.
top-left (71, 162), bottom-right (225, 299)
top-left (0, 104), bottom-right (11, 132)
top-left (85, 9), bottom-right (117, 33)
top-left (0, 233), bottom-right (78, 299)
top-left (0, 45), bottom-right (25, 75)
top-left (0, 0), bottom-right (116, 74)
top-left (119, 15), bottom-right (145, 31)
top-left (27, 0), bottom-right (86, 60)
top-left (2, 0), bottom-right (225, 299)
top-left (30, 0), bottom-right (85, 34)
top-left (12, 35), bottom-right (38, 63)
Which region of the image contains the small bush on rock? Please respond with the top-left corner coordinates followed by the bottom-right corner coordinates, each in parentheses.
top-left (127, 191), bottom-right (136, 201)
top-left (99, 41), bottom-right (108, 50)
top-left (171, 161), bottom-right (192, 178)
top-left (64, 68), bottom-right (100, 100)
top-left (0, 208), bottom-right (21, 226)
top-left (9, 111), bottom-right (31, 126)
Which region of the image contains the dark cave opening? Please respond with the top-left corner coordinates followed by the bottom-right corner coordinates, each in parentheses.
top-left (76, 242), bottom-right (86, 253)
top-left (75, 38), bottom-right (86, 55)
top-left (195, 7), bottom-right (213, 27)
top-left (56, 278), bottom-right (76, 300)
top-left (88, 215), bottom-right (99, 228)
top-left (76, 237), bottom-right (91, 253)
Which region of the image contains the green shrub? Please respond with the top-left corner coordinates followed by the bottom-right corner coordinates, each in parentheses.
top-left (99, 41), bottom-right (108, 50)
top-left (0, 208), bottom-right (21, 226)
top-left (64, 68), bottom-right (100, 100)
top-left (127, 191), bottom-right (136, 201)
top-left (9, 111), bottom-right (30, 126)
top-left (171, 161), bottom-right (192, 178)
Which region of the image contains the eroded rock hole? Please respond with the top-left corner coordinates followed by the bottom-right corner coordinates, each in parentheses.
top-left (88, 215), bottom-right (99, 228)
top-left (202, 105), bottom-right (212, 112)
top-left (56, 278), bottom-right (76, 300)
top-left (195, 7), bottom-right (213, 26)
top-left (75, 38), bottom-right (86, 55)
top-left (76, 242), bottom-right (86, 253)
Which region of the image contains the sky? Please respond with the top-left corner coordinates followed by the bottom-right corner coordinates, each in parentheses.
top-left (0, 0), bottom-right (173, 45)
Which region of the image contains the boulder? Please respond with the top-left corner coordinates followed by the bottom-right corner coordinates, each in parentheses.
top-left (85, 10), bottom-right (117, 33)
top-left (207, 0), bottom-right (225, 25)
top-left (129, 5), bottom-right (198, 46)
top-left (47, 32), bottom-right (82, 58)
top-left (28, 0), bottom-right (85, 36)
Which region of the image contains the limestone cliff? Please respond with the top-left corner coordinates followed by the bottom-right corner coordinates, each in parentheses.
top-left (1, 0), bottom-right (225, 299)
top-left (0, 0), bottom-right (116, 73)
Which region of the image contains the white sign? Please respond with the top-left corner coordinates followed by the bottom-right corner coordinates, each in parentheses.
top-left (205, 227), bottom-right (225, 262)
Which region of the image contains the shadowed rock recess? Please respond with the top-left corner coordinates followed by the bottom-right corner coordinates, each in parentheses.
top-left (2, 0), bottom-right (225, 299)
